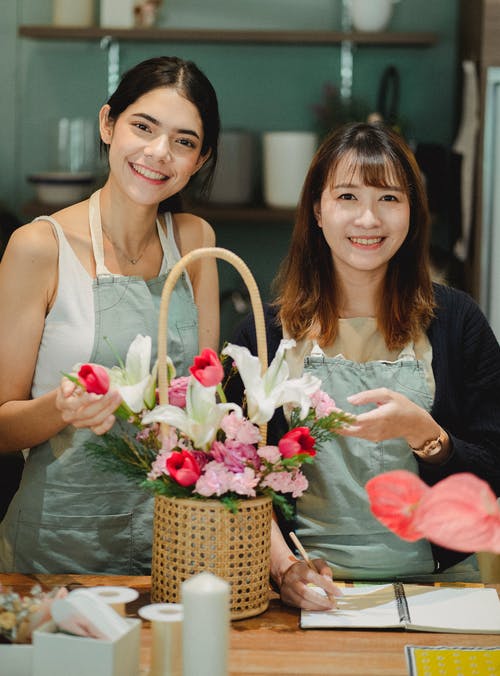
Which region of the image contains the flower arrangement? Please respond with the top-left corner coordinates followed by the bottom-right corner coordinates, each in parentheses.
top-left (366, 470), bottom-right (500, 554)
top-left (79, 335), bottom-right (353, 516)
top-left (0, 585), bottom-right (66, 644)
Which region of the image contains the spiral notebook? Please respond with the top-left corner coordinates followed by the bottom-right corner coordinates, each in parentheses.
top-left (300, 583), bottom-right (500, 634)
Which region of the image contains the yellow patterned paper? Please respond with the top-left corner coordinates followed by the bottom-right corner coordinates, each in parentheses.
top-left (405, 645), bottom-right (500, 676)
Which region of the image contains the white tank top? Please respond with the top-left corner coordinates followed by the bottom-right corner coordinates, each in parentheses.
top-left (31, 212), bottom-right (187, 397)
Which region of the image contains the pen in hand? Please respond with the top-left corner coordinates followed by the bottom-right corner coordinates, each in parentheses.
top-left (289, 531), bottom-right (341, 606)
top-left (289, 532), bottom-right (316, 572)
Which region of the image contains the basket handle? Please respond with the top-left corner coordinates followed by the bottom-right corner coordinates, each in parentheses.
top-left (157, 246), bottom-right (269, 440)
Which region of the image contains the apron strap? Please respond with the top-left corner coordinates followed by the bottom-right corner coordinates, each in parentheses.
top-left (89, 190), bottom-right (109, 277)
top-left (89, 190), bottom-right (167, 278)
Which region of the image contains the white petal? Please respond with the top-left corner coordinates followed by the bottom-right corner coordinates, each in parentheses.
top-left (125, 335), bottom-right (152, 383)
top-left (117, 374), bottom-right (152, 412)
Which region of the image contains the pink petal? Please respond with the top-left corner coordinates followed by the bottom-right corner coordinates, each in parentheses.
top-left (365, 470), bottom-right (430, 541)
top-left (415, 473), bottom-right (500, 553)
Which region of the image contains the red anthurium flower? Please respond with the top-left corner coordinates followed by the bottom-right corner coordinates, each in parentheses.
top-left (189, 348), bottom-right (224, 387)
top-left (77, 364), bottom-right (110, 395)
top-left (166, 450), bottom-right (202, 487)
top-left (279, 427), bottom-right (316, 458)
top-left (365, 470), bottom-right (430, 541)
top-left (414, 473), bottom-right (500, 554)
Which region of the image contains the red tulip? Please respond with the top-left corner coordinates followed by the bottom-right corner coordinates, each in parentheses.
top-left (414, 473), bottom-right (500, 553)
top-left (279, 427), bottom-right (316, 458)
top-left (166, 450), bottom-right (201, 487)
top-left (189, 348), bottom-right (224, 387)
top-left (365, 470), bottom-right (430, 541)
top-left (77, 364), bottom-right (110, 395)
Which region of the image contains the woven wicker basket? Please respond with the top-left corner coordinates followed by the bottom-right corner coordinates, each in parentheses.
top-left (151, 247), bottom-right (272, 620)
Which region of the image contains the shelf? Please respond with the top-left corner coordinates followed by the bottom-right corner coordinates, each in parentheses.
top-left (18, 25), bottom-right (438, 46)
top-left (22, 199), bottom-right (296, 224)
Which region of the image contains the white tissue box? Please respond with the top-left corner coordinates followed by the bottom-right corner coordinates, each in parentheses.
top-left (0, 644), bottom-right (33, 676)
top-left (32, 618), bottom-right (141, 676)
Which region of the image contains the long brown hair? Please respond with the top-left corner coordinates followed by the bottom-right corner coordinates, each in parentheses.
top-left (274, 122), bottom-right (435, 350)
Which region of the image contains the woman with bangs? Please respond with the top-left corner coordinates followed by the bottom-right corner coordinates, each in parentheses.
top-left (228, 122), bottom-right (500, 609)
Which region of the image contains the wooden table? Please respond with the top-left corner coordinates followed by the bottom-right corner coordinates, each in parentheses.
top-left (1, 574), bottom-right (499, 676)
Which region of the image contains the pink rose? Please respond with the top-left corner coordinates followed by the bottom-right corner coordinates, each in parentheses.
top-left (166, 450), bottom-right (201, 487)
top-left (279, 427), bottom-right (316, 458)
top-left (77, 364), bottom-right (110, 395)
top-left (210, 439), bottom-right (260, 473)
top-left (189, 348), bottom-right (224, 387)
top-left (168, 376), bottom-right (189, 407)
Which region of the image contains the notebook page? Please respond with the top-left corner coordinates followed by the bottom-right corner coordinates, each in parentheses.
top-left (404, 586), bottom-right (500, 634)
top-left (301, 583), bottom-right (401, 629)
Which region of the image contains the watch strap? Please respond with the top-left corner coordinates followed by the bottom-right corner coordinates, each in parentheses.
top-left (409, 427), bottom-right (447, 458)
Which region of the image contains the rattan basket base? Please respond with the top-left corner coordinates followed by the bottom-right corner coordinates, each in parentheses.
top-left (151, 495), bottom-right (272, 620)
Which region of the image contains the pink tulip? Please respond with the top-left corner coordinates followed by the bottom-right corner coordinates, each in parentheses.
top-left (365, 470), bottom-right (430, 541)
top-left (279, 427), bottom-right (316, 459)
top-left (189, 348), bottom-right (224, 387)
top-left (77, 364), bottom-right (110, 395)
top-left (415, 473), bottom-right (500, 553)
top-left (166, 450), bottom-right (201, 487)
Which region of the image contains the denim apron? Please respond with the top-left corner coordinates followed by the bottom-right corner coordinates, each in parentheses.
top-left (0, 191), bottom-right (198, 574)
top-left (296, 341), bottom-right (478, 582)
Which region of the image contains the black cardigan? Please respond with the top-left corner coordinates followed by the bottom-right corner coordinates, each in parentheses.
top-left (226, 284), bottom-right (500, 571)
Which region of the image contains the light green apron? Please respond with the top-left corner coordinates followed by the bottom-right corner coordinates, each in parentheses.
top-left (297, 342), bottom-right (479, 582)
top-left (0, 192), bottom-right (198, 574)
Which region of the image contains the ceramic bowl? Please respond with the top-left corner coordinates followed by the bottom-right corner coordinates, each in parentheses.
top-left (28, 171), bottom-right (94, 204)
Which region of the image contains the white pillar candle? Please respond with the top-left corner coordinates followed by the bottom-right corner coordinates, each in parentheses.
top-left (139, 603), bottom-right (183, 676)
top-left (181, 572), bottom-right (230, 676)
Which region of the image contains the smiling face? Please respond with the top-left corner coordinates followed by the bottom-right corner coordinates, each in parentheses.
top-left (99, 86), bottom-right (207, 206)
top-left (314, 153), bottom-right (410, 285)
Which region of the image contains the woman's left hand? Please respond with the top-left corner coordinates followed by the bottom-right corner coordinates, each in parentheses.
top-left (338, 387), bottom-right (439, 448)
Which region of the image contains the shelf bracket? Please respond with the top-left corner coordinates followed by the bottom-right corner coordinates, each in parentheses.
top-left (100, 36), bottom-right (120, 99)
top-left (340, 0), bottom-right (354, 102)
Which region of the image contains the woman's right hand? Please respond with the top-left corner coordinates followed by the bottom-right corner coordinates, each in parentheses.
top-left (55, 377), bottom-right (123, 435)
top-left (279, 559), bottom-right (343, 610)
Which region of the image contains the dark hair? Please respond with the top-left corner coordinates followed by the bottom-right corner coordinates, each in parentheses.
top-left (101, 56), bottom-right (220, 210)
top-left (275, 122), bottom-right (435, 350)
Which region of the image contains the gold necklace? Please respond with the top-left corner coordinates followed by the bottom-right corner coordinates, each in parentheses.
top-left (102, 225), bottom-right (156, 265)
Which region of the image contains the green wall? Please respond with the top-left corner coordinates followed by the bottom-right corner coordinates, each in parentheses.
top-left (1, 0), bottom-right (460, 341)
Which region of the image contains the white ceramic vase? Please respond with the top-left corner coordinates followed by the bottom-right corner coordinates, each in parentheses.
top-left (262, 131), bottom-right (317, 209)
top-left (53, 0), bottom-right (94, 26)
top-left (348, 0), bottom-right (400, 32)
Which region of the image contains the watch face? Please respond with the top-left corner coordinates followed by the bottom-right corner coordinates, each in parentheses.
top-left (420, 440), bottom-right (441, 456)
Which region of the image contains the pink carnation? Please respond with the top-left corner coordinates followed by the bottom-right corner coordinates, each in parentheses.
top-left (148, 450), bottom-right (174, 480)
top-left (221, 412), bottom-right (261, 444)
top-left (257, 445), bottom-right (282, 464)
top-left (168, 376), bottom-right (189, 408)
top-left (194, 461), bottom-right (234, 497)
top-left (229, 467), bottom-right (259, 497)
top-left (310, 389), bottom-right (337, 418)
top-left (261, 470), bottom-right (309, 498)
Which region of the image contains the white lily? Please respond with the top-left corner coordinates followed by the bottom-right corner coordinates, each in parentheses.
top-left (222, 339), bottom-right (322, 424)
top-left (142, 378), bottom-right (241, 449)
top-left (108, 334), bottom-right (156, 413)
